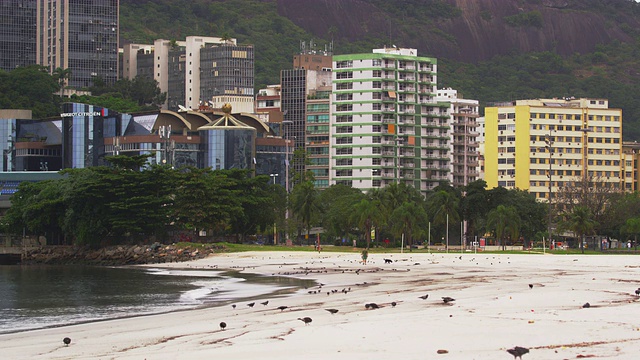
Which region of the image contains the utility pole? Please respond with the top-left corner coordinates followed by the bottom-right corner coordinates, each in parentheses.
top-left (545, 132), bottom-right (554, 247)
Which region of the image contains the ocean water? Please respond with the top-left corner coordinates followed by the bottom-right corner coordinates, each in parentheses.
top-left (0, 265), bottom-right (313, 334)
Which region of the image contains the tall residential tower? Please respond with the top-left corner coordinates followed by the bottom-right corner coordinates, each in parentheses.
top-left (331, 48), bottom-right (449, 195)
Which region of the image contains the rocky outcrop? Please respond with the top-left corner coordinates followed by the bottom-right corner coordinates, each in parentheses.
top-left (21, 243), bottom-right (227, 266)
top-left (276, 0), bottom-right (640, 63)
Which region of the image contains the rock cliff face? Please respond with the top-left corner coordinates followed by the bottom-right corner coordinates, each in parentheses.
top-left (277, 0), bottom-right (640, 62)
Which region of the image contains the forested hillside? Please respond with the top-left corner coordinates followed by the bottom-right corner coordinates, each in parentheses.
top-left (120, 0), bottom-right (640, 140)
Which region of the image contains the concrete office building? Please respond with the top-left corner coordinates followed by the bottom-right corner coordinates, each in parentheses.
top-left (331, 47), bottom-right (449, 195)
top-left (484, 98), bottom-right (623, 200)
top-left (122, 36), bottom-right (254, 111)
top-left (435, 88), bottom-right (480, 187)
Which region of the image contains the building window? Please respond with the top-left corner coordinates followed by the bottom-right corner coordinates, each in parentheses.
top-left (336, 72), bottom-right (353, 79)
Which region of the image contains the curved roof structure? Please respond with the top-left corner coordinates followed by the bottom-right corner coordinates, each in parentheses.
top-left (157, 110), bottom-right (191, 131)
top-left (198, 104), bottom-right (272, 134)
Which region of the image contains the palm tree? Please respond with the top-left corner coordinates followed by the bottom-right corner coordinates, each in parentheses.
top-left (390, 202), bottom-right (428, 251)
top-left (290, 181), bottom-right (319, 245)
top-left (351, 198), bottom-right (384, 249)
top-left (486, 205), bottom-right (519, 251)
top-left (52, 67), bottom-right (71, 97)
top-left (428, 190), bottom-right (460, 245)
top-left (562, 206), bottom-right (597, 254)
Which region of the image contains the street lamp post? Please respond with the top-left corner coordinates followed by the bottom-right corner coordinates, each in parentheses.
top-left (270, 173), bottom-right (279, 245)
top-left (282, 120), bottom-right (293, 245)
top-left (545, 132), bottom-right (554, 248)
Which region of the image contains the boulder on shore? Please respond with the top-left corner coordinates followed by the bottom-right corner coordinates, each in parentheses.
top-left (21, 243), bottom-right (227, 266)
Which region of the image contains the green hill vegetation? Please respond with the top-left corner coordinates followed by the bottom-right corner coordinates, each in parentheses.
top-left (119, 0), bottom-right (640, 140)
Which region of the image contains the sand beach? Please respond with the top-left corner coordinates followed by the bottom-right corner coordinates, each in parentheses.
top-left (2, 251), bottom-right (640, 359)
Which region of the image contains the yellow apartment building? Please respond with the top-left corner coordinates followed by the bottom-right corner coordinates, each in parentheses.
top-left (622, 142), bottom-right (640, 192)
top-left (485, 98), bottom-right (623, 200)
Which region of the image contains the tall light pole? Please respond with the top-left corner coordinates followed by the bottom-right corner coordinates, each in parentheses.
top-left (545, 132), bottom-right (553, 248)
top-left (270, 173), bottom-right (279, 245)
top-left (282, 120), bottom-right (293, 245)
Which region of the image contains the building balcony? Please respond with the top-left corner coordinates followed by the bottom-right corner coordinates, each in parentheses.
top-left (452, 170), bottom-right (480, 177)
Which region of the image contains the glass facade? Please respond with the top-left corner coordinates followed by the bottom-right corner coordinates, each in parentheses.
top-left (61, 102), bottom-right (108, 169)
top-left (201, 129), bottom-right (255, 170)
top-left (0, 0), bottom-right (37, 71)
top-left (37, 0), bottom-right (119, 88)
top-left (200, 44), bottom-right (254, 100)
top-left (0, 118), bottom-right (17, 171)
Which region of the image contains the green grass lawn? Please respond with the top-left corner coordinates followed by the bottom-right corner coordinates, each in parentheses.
top-left (174, 242), bottom-right (639, 255)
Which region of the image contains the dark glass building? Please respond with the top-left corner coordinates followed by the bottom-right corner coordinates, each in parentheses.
top-left (0, 0), bottom-right (37, 71)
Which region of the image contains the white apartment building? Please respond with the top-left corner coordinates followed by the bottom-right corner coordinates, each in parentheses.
top-left (331, 48), bottom-right (450, 195)
top-left (435, 88), bottom-right (480, 187)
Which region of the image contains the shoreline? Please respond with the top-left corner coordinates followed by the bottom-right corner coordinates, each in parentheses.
top-left (2, 251), bottom-right (640, 359)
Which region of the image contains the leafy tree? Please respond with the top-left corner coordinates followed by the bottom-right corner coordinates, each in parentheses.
top-left (0, 65), bottom-right (60, 118)
top-left (461, 180), bottom-right (489, 240)
top-left (2, 180), bottom-right (65, 242)
top-left (290, 180), bottom-right (320, 244)
top-left (171, 167), bottom-right (243, 235)
top-left (390, 202), bottom-right (428, 251)
top-left (559, 206), bottom-right (597, 254)
top-left (622, 216), bottom-right (640, 250)
top-left (351, 198), bottom-right (384, 249)
top-left (223, 170), bottom-right (275, 243)
top-left (486, 205), bottom-right (520, 251)
top-left (317, 184), bottom-right (364, 242)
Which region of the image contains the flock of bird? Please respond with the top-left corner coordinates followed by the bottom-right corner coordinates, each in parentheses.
top-left (57, 254), bottom-right (640, 359)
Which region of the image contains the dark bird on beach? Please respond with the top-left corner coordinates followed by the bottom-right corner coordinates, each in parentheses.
top-left (442, 297), bottom-right (455, 304)
top-left (232, 304), bottom-right (236, 309)
top-left (635, 288), bottom-right (640, 296)
top-left (277, 306), bottom-right (288, 312)
top-left (582, 302), bottom-right (591, 308)
top-left (528, 284), bottom-right (533, 289)
top-left (419, 294), bottom-right (429, 300)
top-left (326, 309), bottom-right (339, 315)
top-left (391, 302), bottom-right (397, 307)
top-left (247, 302), bottom-right (255, 308)
top-left (298, 317), bottom-right (312, 325)
top-left (261, 301), bottom-right (269, 306)
top-left (365, 303), bottom-right (380, 309)
top-left (63, 337), bottom-right (71, 346)
top-left (219, 322), bottom-right (227, 330)
top-left (506, 346), bottom-right (529, 359)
